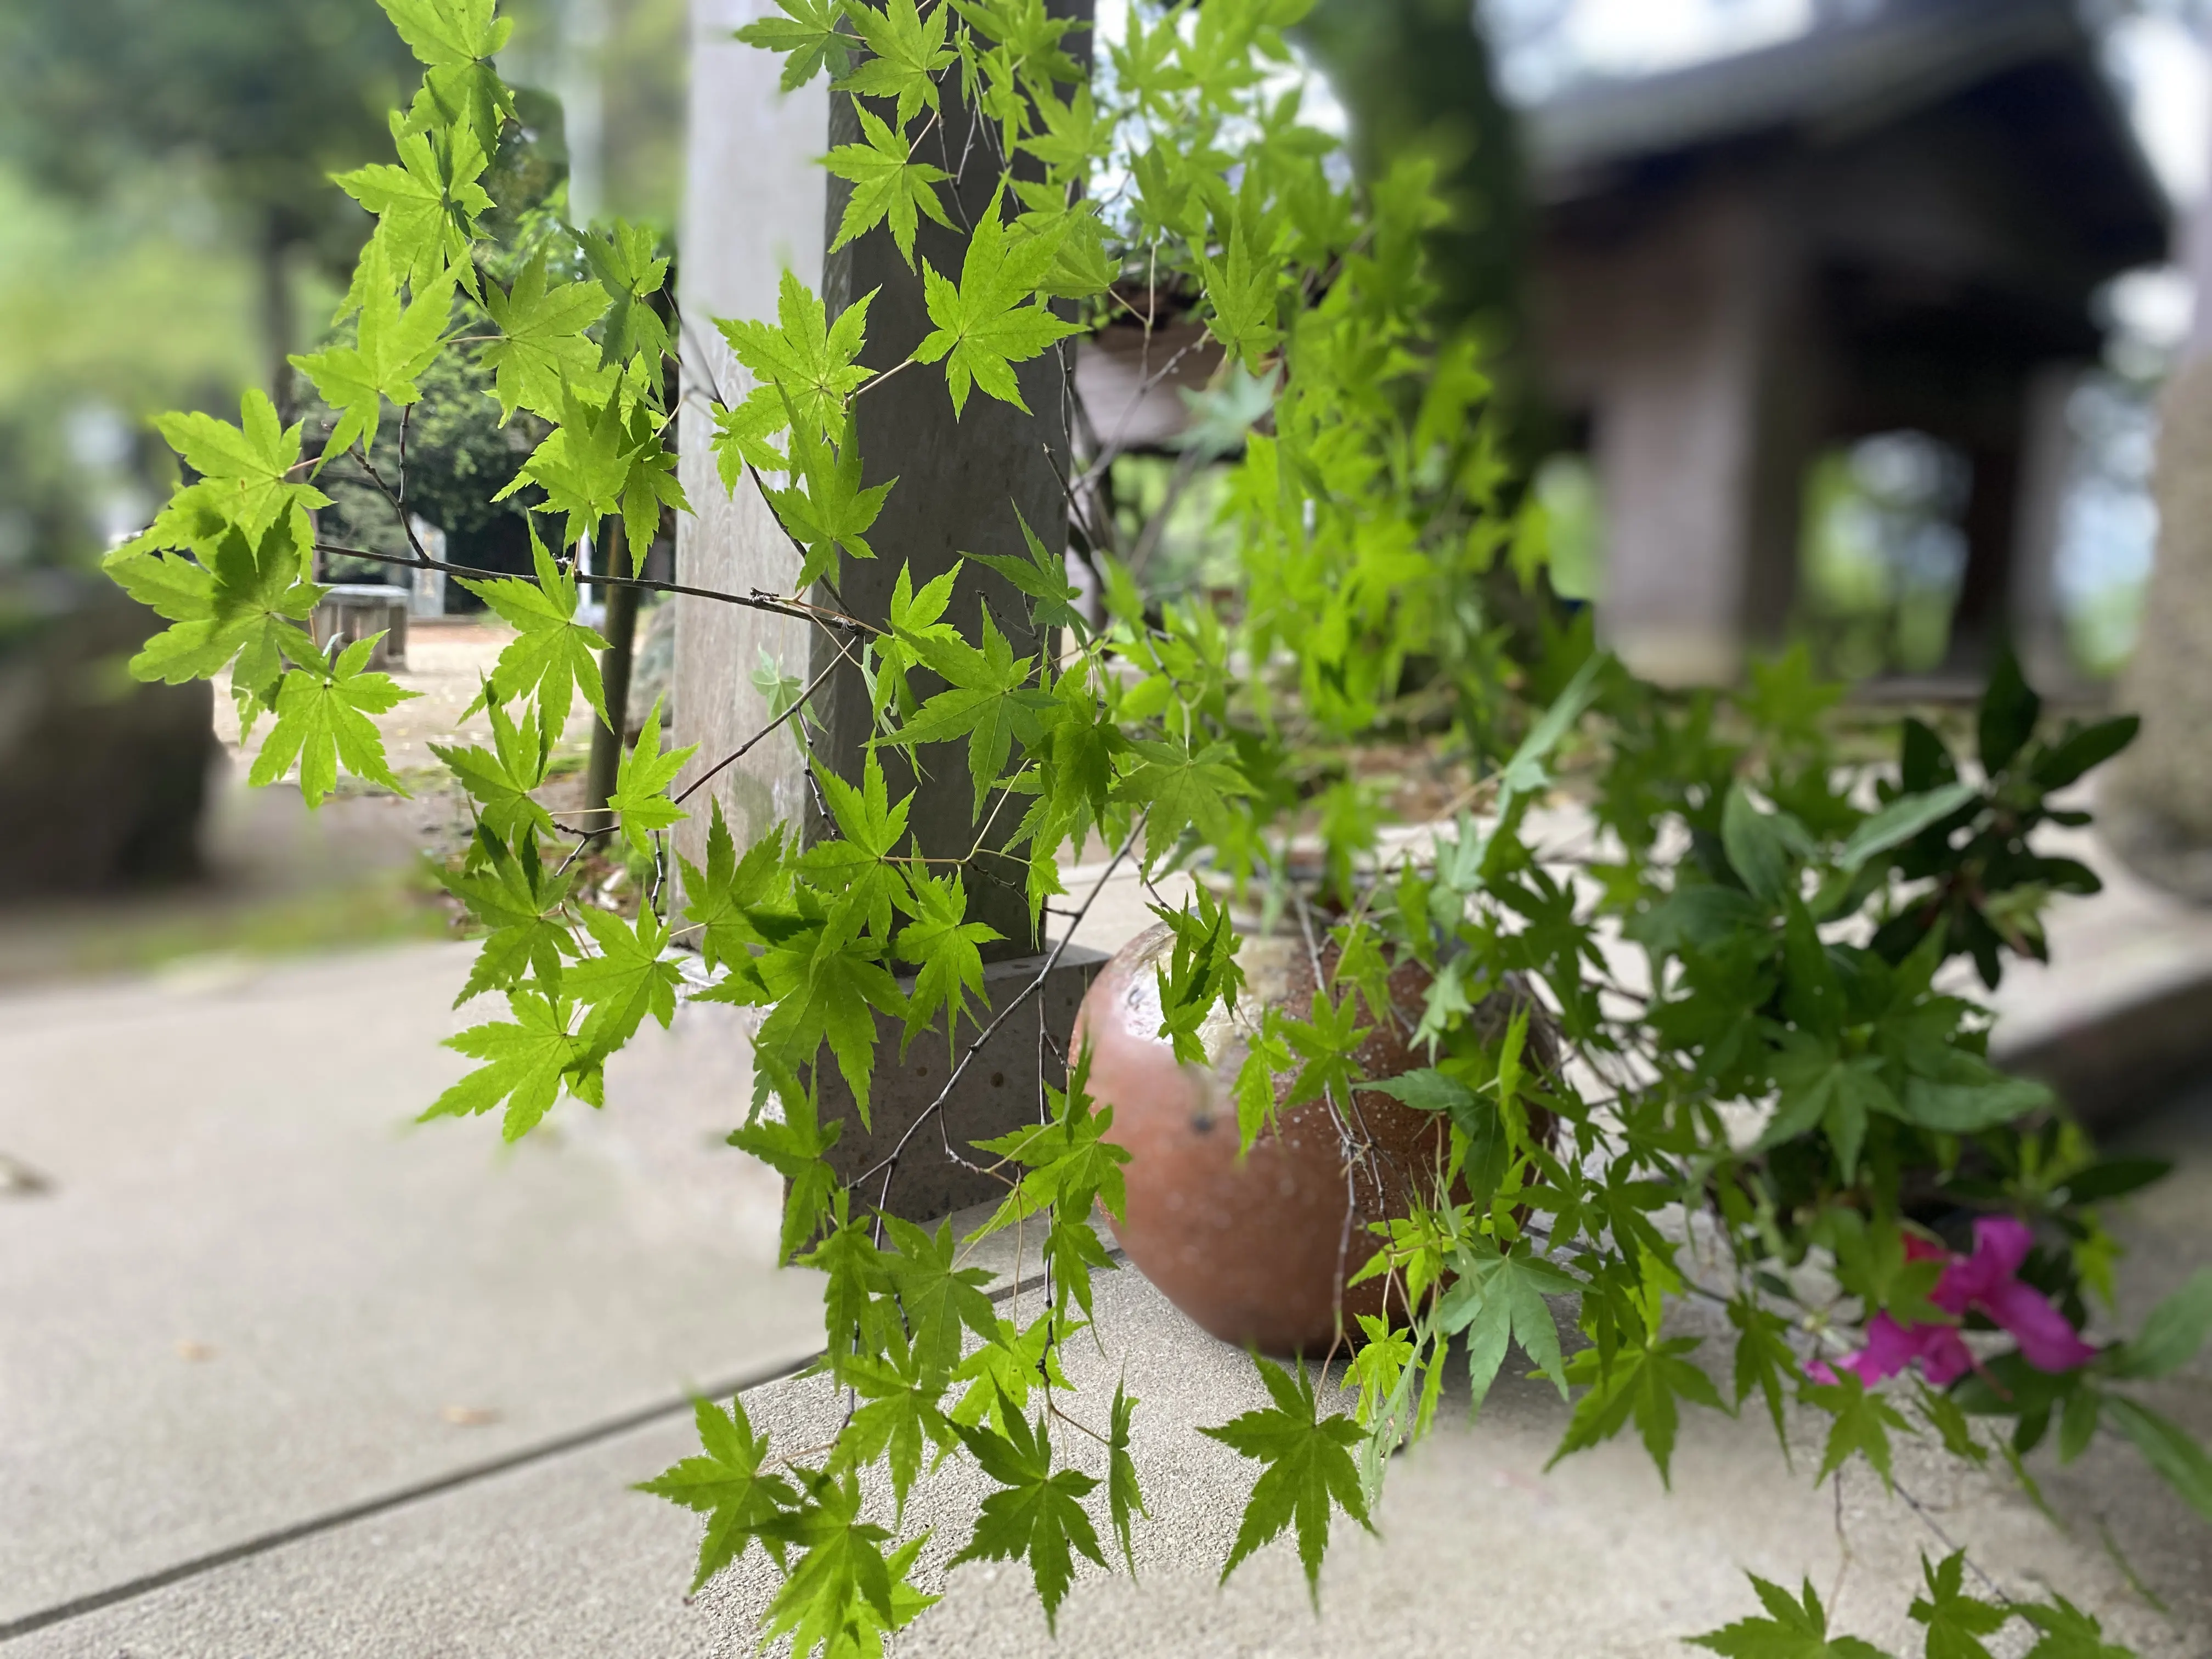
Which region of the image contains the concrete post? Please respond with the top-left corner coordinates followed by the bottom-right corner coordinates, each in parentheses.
top-left (2104, 27), bottom-right (2212, 899)
top-left (668, 0), bottom-right (825, 874)
top-left (1583, 185), bottom-right (1818, 686)
top-left (673, 1), bottom-right (1106, 1218)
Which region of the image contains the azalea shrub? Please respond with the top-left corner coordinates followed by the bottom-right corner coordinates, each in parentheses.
top-left (99, 0), bottom-right (2211, 1653)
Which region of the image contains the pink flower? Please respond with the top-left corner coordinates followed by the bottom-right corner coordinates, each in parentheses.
top-left (1813, 1217), bottom-right (2097, 1387)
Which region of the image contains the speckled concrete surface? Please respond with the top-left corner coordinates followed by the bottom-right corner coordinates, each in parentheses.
top-left (0, 943), bottom-right (820, 1633)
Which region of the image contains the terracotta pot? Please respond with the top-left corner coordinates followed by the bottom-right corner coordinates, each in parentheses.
top-left (1074, 923), bottom-right (1546, 1358)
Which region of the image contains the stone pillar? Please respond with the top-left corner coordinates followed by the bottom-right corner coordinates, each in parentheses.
top-left (1585, 185), bottom-right (1819, 686)
top-left (668, 0), bottom-right (825, 873)
top-left (674, 2), bottom-right (1107, 1219)
top-left (2104, 41), bottom-right (2212, 901)
top-left (2105, 351), bottom-right (2212, 898)
top-left (804, 29), bottom-right (1088, 957)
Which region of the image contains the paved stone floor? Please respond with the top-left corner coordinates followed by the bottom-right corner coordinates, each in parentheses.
top-left (4, 815), bottom-right (2212, 1655)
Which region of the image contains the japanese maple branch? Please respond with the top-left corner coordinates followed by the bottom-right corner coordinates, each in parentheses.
top-left (311, 541), bottom-right (876, 635)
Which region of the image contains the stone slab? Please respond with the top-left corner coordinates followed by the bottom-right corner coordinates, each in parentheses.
top-left (0, 943), bottom-right (823, 1633)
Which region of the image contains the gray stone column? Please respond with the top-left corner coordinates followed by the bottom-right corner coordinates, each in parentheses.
top-left (1582, 184), bottom-right (1818, 686)
top-left (674, 3), bottom-right (1107, 1220)
top-left (2104, 37), bottom-right (2212, 902)
top-left (668, 0), bottom-right (826, 874)
top-left (804, 26), bottom-right (1088, 958)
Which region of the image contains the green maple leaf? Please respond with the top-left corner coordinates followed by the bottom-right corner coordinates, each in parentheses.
top-left (895, 868), bottom-right (1002, 1057)
top-left (879, 1216), bottom-right (998, 1372)
top-left (431, 689), bottom-right (557, 845)
top-left (150, 387), bottom-right (325, 541)
top-left (758, 1468), bottom-right (905, 1659)
top-left (1803, 1371), bottom-right (1915, 1493)
top-left (1108, 1384), bottom-right (1144, 1575)
top-left (1198, 216), bottom-right (1281, 366)
top-left (1234, 1022), bottom-right (1294, 1150)
top-left (634, 1394), bottom-right (796, 1593)
top-left (1200, 1356), bottom-right (1372, 1605)
top-left (825, 105), bottom-right (953, 267)
top-left (1017, 82), bottom-right (1115, 177)
top-left (249, 636), bottom-right (420, 807)
top-left (383, 0), bottom-right (516, 143)
top-left (423, 989), bottom-right (595, 1139)
top-left (567, 905), bottom-right (683, 1054)
top-left (752, 926), bottom-right (906, 1126)
top-left (716, 271), bottom-right (875, 449)
top-left (947, 1313), bottom-right (1067, 1431)
top-left (804, 751), bottom-right (916, 945)
top-left (951, 1394), bottom-right (1107, 1632)
top-left (290, 245), bottom-right (452, 460)
top-left (112, 516), bottom-right (323, 695)
top-left (2018, 1595), bottom-right (2136, 1659)
top-left (479, 256), bottom-right (613, 421)
top-left (606, 697), bottom-right (697, 856)
top-left (679, 803), bottom-right (793, 972)
top-left (1121, 738), bottom-right (1251, 866)
top-left (1908, 1552), bottom-right (2008, 1659)
top-left (887, 602), bottom-right (1054, 817)
top-left (765, 399), bottom-right (895, 589)
top-left (336, 114), bottom-right (493, 299)
top-left (968, 507), bottom-right (1091, 640)
top-left (1553, 1333), bottom-right (1727, 1486)
top-left (578, 220), bottom-right (673, 371)
top-left (834, 1329), bottom-right (957, 1516)
top-left (500, 388), bottom-right (686, 571)
top-left (837, 0), bottom-right (954, 128)
top-left (1688, 1575), bottom-right (1894, 1659)
top-left (872, 559), bottom-right (965, 720)
top-left (1435, 1243), bottom-right (1579, 1416)
top-left (727, 1087), bottom-right (843, 1264)
top-left (1760, 1031), bottom-right (1897, 1181)
top-left (912, 184), bottom-right (1084, 417)
top-left (1730, 1298), bottom-right (1802, 1451)
top-left (1278, 985), bottom-right (1371, 1111)
top-left (382, 0), bottom-right (511, 70)
top-left (441, 822), bottom-right (574, 1006)
top-left (458, 528), bottom-right (610, 741)
top-left (970, 1052), bottom-right (1129, 1235)
top-left (735, 0), bottom-right (853, 91)
top-left (710, 391), bottom-right (792, 483)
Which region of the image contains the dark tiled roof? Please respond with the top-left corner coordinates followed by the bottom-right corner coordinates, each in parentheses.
top-left (1528, 0), bottom-right (2163, 235)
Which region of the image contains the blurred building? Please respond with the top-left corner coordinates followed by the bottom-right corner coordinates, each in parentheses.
top-left (1526, 0), bottom-right (2170, 686)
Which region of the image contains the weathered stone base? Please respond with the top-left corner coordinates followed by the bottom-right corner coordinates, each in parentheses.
top-left (818, 943), bottom-right (1110, 1221)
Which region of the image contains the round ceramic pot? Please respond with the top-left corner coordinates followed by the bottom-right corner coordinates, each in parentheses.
top-left (1074, 922), bottom-right (1538, 1358)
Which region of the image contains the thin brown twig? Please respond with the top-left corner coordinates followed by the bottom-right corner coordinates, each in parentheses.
top-left (673, 652), bottom-right (842, 808)
top-left (858, 820), bottom-right (1143, 1198)
top-left (311, 542), bottom-right (877, 635)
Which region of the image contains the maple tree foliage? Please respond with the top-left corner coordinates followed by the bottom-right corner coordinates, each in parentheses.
top-left (100, 0), bottom-right (2210, 1651)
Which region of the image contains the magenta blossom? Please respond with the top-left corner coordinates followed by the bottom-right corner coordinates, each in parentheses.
top-left (1812, 1217), bottom-right (2098, 1387)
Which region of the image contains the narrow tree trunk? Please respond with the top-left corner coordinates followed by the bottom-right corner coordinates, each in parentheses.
top-left (259, 216), bottom-right (295, 417)
top-left (586, 518), bottom-right (640, 833)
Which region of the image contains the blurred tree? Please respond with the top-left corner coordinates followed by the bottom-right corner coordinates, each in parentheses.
top-left (1295, 0), bottom-right (1527, 338)
top-left (0, 0), bottom-right (417, 407)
